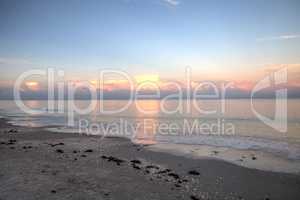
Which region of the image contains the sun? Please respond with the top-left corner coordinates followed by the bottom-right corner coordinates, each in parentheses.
top-left (25, 81), bottom-right (39, 90)
top-left (134, 74), bottom-right (160, 84)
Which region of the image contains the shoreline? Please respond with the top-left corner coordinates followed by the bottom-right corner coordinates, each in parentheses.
top-left (149, 142), bottom-right (300, 175)
top-left (1, 118), bottom-right (300, 199)
top-left (5, 116), bottom-right (300, 175)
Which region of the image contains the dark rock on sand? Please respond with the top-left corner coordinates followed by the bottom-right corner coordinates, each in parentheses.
top-left (168, 173), bottom-right (180, 180)
top-left (8, 129), bottom-right (18, 133)
top-left (190, 195), bottom-right (200, 200)
top-left (6, 139), bottom-right (17, 145)
top-left (130, 159), bottom-right (142, 164)
top-left (145, 165), bottom-right (159, 170)
top-left (104, 192), bottom-right (110, 196)
top-left (157, 169), bottom-right (172, 174)
top-left (56, 149), bottom-right (64, 153)
top-left (188, 170), bottom-right (200, 175)
top-left (132, 164), bottom-right (141, 170)
top-left (212, 150), bottom-right (219, 155)
top-left (102, 155), bottom-right (125, 165)
top-left (177, 179), bottom-right (186, 184)
top-left (107, 156), bottom-right (124, 163)
top-left (84, 149), bottom-right (93, 153)
top-left (47, 142), bottom-right (64, 147)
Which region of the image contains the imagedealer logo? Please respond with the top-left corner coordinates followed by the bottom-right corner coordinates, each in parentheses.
top-left (12, 66), bottom-right (289, 133)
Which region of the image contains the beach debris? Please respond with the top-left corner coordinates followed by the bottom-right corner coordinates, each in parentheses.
top-left (145, 165), bottom-right (160, 170)
top-left (180, 179), bottom-right (188, 183)
top-left (55, 149), bottom-right (64, 153)
top-left (104, 192), bottom-right (110, 196)
top-left (168, 173), bottom-right (180, 180)
top-left (8, 129), bottom-right (18, 133)
top-left (188, 170), bottom-right (200, 176)
top-left (252, 156), bottom-right (257, 160)
top-left (190, 195), bottom-right (200, 200)
top-left (132, 144), bottom-right (143, 151)
top-left (107, 156), bottom-right (124, 163)
top-left (46, 142), bottom-right (64, 147)
top-left (157, 169), bottom-right (172, 174)
top-left (101, 155), bottom-right (125, 165)
top-left (132, 164), bottom-right (141, 170)
top-left (212, 150), bottom-right (219, 155)
top-left (6, 139), bottom-right (17, 145)
top-left (130, 159), bottom-right (142, 164)
top-left (84, 149), bottom-right (93, 153)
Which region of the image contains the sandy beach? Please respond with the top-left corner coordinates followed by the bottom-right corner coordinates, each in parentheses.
top-left (0, 118), bottom-right (299, 200)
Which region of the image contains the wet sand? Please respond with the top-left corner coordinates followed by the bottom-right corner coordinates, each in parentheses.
top-left (0, 118), bottom-right (300, 200)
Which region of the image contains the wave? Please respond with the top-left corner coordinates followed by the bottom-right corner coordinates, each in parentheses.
top-left (155, 134), bottom-right (300, 160)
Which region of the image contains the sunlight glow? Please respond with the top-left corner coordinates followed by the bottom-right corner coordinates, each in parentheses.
top-left (25, 81), bottom-right (39, 90)
top-left (135, 75), bottom-right (160, 84)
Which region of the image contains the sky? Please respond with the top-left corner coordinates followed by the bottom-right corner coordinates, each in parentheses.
top-left (0, 0), bottom-right (300, 99)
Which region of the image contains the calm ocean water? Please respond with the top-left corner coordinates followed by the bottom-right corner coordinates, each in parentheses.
top-left (1, 99), bottom-right (300, 173)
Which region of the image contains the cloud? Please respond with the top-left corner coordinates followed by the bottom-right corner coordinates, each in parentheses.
top-left (0, 57), bottom-right (34, 65)
top-left (162, 0), bottom-right (180, 6)
top-left (256, 34), bottom-right (300, 42)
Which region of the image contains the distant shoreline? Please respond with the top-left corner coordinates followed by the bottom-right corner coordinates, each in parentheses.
top-left (1, 97), bottom-right (300, 100)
